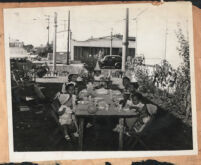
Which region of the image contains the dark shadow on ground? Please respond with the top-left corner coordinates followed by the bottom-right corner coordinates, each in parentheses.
top-left (12, 82), bottom-right (192, 151)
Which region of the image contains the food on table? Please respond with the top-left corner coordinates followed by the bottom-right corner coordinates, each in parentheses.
top-left (97, 100), bottom-right (109, 111)
top-left (112, 96), bottom-right (124, 107)
top-left (79, 88), bottom-right (95, 100)
top-left (78, 89), bottom-right (88, 99)
top-left (111, 90), bottom-right (121, 96)
top-left (95, 88), bottom-right (108, 95)
top-left (78, 100), bottom-right (89, 104)
top-left (123, 107), bottom-right (130, 112)
top-left (94, 97), bottom-right (104, 103)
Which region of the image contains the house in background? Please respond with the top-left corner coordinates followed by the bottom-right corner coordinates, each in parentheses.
top-left (47, 34), bottom-right (136, 64)
top-left (9, 39), bottom-right (28, 59)
top-left (70, 34), bottom-right (136, 62)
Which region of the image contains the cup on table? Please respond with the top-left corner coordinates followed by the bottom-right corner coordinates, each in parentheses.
top-left (118, 104), bottom-right (123, 112)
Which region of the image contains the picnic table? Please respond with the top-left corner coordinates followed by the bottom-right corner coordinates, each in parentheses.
top-left (75, 92), bottom-right (139, 150)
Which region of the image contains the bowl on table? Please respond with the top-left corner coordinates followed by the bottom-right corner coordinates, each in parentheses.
top-left (87, 104), bottom-right (98, 114)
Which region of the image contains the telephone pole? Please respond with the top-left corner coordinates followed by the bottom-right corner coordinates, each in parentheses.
top-left (122, 8), bottom-right (129, 72)
top-left (110, 28), bottom-right (113, 56)
top-left (164, 20), bottom-right (168, 60)
top-left (46, 15), bottom-right (50, 46)
top-left (67, 11), bottom-right (70, 65)
top-left (135, 18), bottom-right (138, 57)
top-left (53, 12), bottom-right (57, 72)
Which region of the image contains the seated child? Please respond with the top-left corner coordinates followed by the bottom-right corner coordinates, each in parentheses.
top-left (126, 93), bottom-right (151, 133)
top-left (113, 93), bottom-right (151, 134)
top-left (56, 83), bottom-right (79, 141)
top-left (78, 81), bottom-right (95, 128)
top-left (61, 74), bottom-right (78, 93)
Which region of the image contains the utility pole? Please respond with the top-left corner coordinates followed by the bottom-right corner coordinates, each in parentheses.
top-left (67, 11), bottom-right (70, 65)
top-left (110, 28), bottom-right (113, 56)
top-left (135, 18), bottom-right (138, 57)
top-left (164, 20), bottom-right (168, 60)
top-left (46, 15), bottom-right (50, 46)
top-left (53, 12), bottom-right (57, 73)
top-left (70, 30), bottom-right (72, 56)
top-left (122, 8), bottom-right (129, 72)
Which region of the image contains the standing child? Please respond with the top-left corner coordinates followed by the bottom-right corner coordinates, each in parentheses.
top-left (57, 83), bottom-right (79, 141)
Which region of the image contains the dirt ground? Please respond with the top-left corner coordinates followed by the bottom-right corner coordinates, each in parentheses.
top-left (12, 82), bottom-right (193, 151)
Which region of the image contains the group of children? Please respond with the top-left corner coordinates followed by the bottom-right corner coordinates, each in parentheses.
top-left (54, 63), bottom-right (157, 141)
top-left (114, 71), bottom-right (157, 135)
top-left (55, 63), bottom-right (106, 141)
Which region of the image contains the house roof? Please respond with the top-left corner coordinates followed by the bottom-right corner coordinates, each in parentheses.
top-left (71, 34), bottom-right (136, 48)
top-left (73, 34), bottom-right (136, 42)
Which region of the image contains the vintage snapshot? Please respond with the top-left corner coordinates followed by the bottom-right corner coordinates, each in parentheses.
top-left (3, 2), bottom-right (197, 161)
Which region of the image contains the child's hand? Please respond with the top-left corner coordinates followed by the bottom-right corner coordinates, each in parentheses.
top-left (129, 106), bottom-right (140, 111)
top-left (58, 108), bottom-right (66, 115)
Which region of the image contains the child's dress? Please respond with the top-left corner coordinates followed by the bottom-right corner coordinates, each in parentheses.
top-left (58, 105), bottom-right (73, 125)
top-left (94, 74), bottom-right (104, 81)
top-left (57, 93), bottom-right (76, 126)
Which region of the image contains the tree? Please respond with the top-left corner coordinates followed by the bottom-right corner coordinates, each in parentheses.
top-left (175, 24), bottom-right (191, 120)
top-left (83, 56), bottom-right (97, 80)
top-left (23, 44), bottom-right (34, 52)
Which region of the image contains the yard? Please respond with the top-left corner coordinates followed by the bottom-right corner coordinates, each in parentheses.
top-left (12, 80), bottom-right (193, 151)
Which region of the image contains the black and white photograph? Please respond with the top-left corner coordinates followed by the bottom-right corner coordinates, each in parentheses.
top-left (3, 2), bottom-right (197, 161)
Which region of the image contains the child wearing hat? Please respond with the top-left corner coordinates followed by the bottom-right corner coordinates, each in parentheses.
top-left (93, 62), bottom-right (104, 88)
top-left (61, 73), bottom-right (78, 93)
top-left (57, 83), bottom-right (79, 141)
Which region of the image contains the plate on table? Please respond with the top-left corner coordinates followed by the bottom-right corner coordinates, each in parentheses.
top-left (123, 107), bottom-right (130, 112)
top-left (94, 97), bottom-right (104, 102)
top-left (78, 100), bottom-right (89, 105)
top-left (112, 90), bottom-right (122, 96)
top-left (130, 108), bottom-right (137, 112)
top-left (95, 88), bottom-right (108, 95)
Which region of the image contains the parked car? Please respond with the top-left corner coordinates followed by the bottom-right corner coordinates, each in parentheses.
top-left (99, 55), bottom-right (122, 69)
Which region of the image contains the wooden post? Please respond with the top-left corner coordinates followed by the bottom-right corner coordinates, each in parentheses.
top-left (119, 118), bottom-right (124, 150)
top-left (79, 118), bottom-right (84, 150)
top-left (110, 28), bottom-right (113, 56)
top-left (122, 8), bottom-right (129, 72)
top-left (53, 12), bottom-right (57, 73)
top-left (67, 11), bottom-right (70, 65)
top-left (46, 15), bottom-right (50, 46)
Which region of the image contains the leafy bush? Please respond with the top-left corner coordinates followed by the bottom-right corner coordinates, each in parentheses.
top-left (132, 25), bottom-right (191, 123)
top-left (135, 66), bottom-right (155, 94)
top-left (173, 25), bottom-right (191, 118)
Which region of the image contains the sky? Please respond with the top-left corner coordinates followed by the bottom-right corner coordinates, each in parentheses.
top-left (4, 2), bottom-right (192, 69)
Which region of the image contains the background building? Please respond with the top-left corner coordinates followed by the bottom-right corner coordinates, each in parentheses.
top-left (9, 38), bottom-right (28, 59)
top-left (70, 34), bottom-right (136, 62)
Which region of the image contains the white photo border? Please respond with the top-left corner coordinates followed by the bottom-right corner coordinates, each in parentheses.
top-left (3, 2), bottom-right (198, 162)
